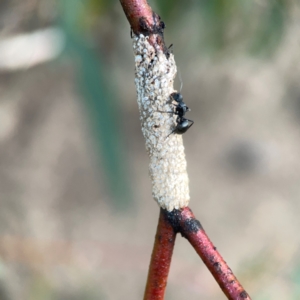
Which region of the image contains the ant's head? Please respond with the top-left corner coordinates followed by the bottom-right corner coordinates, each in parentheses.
top-left (171, 92), bottom-right (183, 103)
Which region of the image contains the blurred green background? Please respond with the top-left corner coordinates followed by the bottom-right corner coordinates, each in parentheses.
top-left (0, 0), bottom-right (300, 299)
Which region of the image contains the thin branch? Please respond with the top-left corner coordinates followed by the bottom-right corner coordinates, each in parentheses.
top-left (119, 0), bottom-right (154, 33)
top-left (165, 207), bottom-right (251, 300)
top-left (119, 0), bottom-right (167, 51)
top-left (119, 1), bottom-right (252, 299)
top-left (144, 209), bottom-right (177, 300)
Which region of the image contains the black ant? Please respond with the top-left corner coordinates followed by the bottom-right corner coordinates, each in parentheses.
top-left (157, 91), bottom-right (193, 137)
top-left (158, 71), bottom-right (194, 137)
top-left (166, 92), bottom-right (194, 137)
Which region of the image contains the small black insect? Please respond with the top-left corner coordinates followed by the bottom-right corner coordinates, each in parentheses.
top-left (166, 92), bottom-right (194, 137)
top-left (158, 91), bottom-right (194, 138)
top-left (170, 92), bottom-right (189, 119)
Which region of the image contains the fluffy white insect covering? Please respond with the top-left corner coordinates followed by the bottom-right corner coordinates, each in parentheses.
top-left (132, 34), bottom-right (190, 211)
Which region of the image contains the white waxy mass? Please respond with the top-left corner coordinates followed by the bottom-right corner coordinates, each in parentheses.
top-left (133, 34), bottom-right (190, 211)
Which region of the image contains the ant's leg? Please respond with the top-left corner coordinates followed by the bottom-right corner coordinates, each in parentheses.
top-left (166, 128), bottom-right (176, 139)
top-left (186, 119), bottom-right (194, 129)
top-left (166, 117), bottom-right (181, 139)
top-left (157, 110), bottom-right (175, 114)
top-left (165, 116), bottom-right (181, 139)
top-left (157, 110), bottom-right (179, 116)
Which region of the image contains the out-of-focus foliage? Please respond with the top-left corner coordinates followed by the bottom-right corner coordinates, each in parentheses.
top-left (78, 0), bottom-right (288, 57)
top-left (58, 0), bottom-right (132, 209)
top-left (291, 265), bottom-right (300, 300)
top-left (1, 1), bottom-right (300, 299)
top-left (196, 0), bottom-right (286, 56)
top-left (55, 0), bottom-right (290, 209)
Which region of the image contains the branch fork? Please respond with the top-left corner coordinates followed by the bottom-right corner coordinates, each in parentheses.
top-left (119, 1), bottom-right (251, 299)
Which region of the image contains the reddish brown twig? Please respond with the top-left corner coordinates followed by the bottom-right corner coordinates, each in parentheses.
top-left (119, 0), bottom-right (167, 51)
top-left (144, 209), bottom-right (177, 300)
top-left (175, 207), bottom-right (251, 300)
top-left (145, 208), bottom-right (251, 300)
top-left (119, 0), bottom-right (154, 33)
top-left (119, 1), bottom-right (252, 299)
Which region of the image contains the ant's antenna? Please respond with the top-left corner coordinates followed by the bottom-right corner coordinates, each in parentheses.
top-left (178, 69), bottom-right (183, 92)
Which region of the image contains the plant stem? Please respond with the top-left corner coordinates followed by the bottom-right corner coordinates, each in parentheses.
top-left (119, 1), bottom-right (252, 299)
top-left (119, 0), bottom-right (154, 33)
top-left (119, 0), bottom-right (166, 50)
top-left (175, 207), bottom-right (251, 300)
top-left (144, 209), bottom-right (177, 300)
